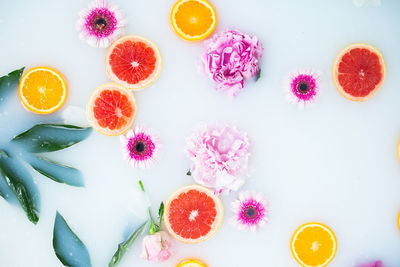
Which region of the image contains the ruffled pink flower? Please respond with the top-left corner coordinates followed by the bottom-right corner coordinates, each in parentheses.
top-left (357, 261), bottom-right (383, 267)
top-left (185, 123), bottom-right (250, 193)
top-left (201, 30), bottom-right (263, 96)
top-left (140, 231), bottom-right (173, 262)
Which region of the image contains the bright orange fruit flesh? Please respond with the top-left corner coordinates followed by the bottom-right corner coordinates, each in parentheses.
top-left (171, 0), bottom-right (216, 41)
top-left (19, 67), bottom-right (67, 114)
top-left (291, 223), bottom-right (337, 267)
top-left (176, 259), bottom-right (207, 267)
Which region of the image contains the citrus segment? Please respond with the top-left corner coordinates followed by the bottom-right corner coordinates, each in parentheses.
top-left (291, 222), bottom-right (337, 267)
top-left (87, 83), bottom-right (136, 136)
top-left (19, 67), bottom-right (67, 114)
top-left (105, 35), bottom-right (161, 90)
top-left (333, 43), bottom-right (385, 101)
top-left (177, 259), bottom-right (207, 267)
top-left (164, 184), bottom-right (223, 243)
top-left (171, 0), bottom-right (217, 41)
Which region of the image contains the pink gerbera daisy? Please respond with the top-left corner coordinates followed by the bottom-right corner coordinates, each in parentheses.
top-left (120, 126), bottom-right (160, 169)
top-left (231, 190), bottom-right (269, 231)
top-left (76, 0), bottom-right (125, 48)
top-left (285, 69), bottom-right (320, 108)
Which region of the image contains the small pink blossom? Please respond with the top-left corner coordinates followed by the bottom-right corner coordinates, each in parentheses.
top-left (185, 123), bottom-right (250, 193)
top-left (357, 261), bottom-right (383, 267)
top-left (140, 231), bottom-right (173, 262)
top-left (231, 190), bottom-right (269, 232)
top-left (201, 30), bottom-right (263, 96)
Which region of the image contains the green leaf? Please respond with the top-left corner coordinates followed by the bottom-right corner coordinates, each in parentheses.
top-left (186, 169), bottom-right (191, 176)
top-left (0, 67), bottom-right (24, 106)
top-left (255, 69), bottom-right (261, 82)
top-left (0, 150), bottom-right (39, 224)
top-left (53, 211), bottom-right (92, 267)
top-left (138, 180), bottom-right (145, 192)
top-left (26, 155), bottom-right (84, 187)
top-left (12, 124), bottom-right (92, 153)
top-left (158, 202), bottom-right (164, 228)
top-left (108, 221), bottom-right (148, 267)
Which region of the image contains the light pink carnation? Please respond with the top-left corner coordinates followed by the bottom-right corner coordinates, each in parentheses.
top-left (201, 30), bottom-right (263, 96)
top-left (185, 123), bottom-right (250, 193)
top-left (140, 231), bottom-right (173, 262)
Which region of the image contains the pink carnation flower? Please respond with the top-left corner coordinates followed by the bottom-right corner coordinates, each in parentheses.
top-left (140, 231), bottom-right (173, 262)
top-left (357, 261), bottom-right (383, 267)
top-left (201, 30), bottom-right (263, 96)
top-left (185, 123), bottom-right (251, 193)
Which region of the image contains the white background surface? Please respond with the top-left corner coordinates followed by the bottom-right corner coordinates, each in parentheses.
top-left (0, 0), bottom-right (400, 266)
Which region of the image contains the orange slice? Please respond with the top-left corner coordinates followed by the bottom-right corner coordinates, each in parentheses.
top-left (177, 259), bottom-right (207, 267)
top-left (291, 222), bottom-right (337, 267)
top-left (170, 0), bottom-right (217, 41)
top-left (164, 184), bottom-right (223, 243)
top-left (397, 138), bottom-right (400, 162)
top-left (19, 67), bottom-right (67, 114)
top-left (398, 211), bottom-right (400, 231)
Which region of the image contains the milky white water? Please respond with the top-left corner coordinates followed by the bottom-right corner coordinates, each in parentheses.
top-left (0, 0), bottom-right (400, 266)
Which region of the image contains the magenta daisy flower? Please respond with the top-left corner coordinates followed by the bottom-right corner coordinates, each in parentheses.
top-left (285, 69), bottom-right (320, 108)
top-left (76, 0), bottom-right (125, 48)
top-left (231, 190), bottom-right (269, 231)
top-left (120, 126), bottom-right (160, 169)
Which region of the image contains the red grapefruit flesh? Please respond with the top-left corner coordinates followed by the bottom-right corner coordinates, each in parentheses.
top-left (87, 83), bottom-right (136, 136)
top-left (164, 185), bottom-right (223, 244)
top-left (333, 43), bottom-right (385, 101)
top-left (105, 35), bottom-right (161, 90)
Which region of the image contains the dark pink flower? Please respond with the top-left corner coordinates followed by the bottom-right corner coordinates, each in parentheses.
top-left (201, 30), bottom-right (263, 96)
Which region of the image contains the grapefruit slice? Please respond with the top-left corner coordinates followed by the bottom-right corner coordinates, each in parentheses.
top-left (291, 222), bottom-right (337, 267)
top-left (105, 35), bottom-right (161, 90)
top-left (87, 83), bottom-right (136, 136)
top-left (164, 184), bottom-right (223, 244)
top-left (333, 43), bottom-right (385, 101)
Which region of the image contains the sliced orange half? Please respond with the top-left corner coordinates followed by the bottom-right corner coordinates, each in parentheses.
top-left (177, 259), bottom-right (207, 267)
top-left (171, 0), bottom-right (217, 41)
top-left (19, 67), bottom-right (67, 114)
top-left (291, 222), bottom-right (337, 267)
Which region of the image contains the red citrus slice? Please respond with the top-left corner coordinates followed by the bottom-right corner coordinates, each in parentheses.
top-left (105, 35), bottom-right (161, 90)
top-left (87, 83), bottom-right (136, 136)
top-left (164, 184), bottom-right (223, 243)
top-left (333, 43), bottom-right (386, 101)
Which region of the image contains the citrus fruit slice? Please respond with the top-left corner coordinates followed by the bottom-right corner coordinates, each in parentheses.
top-left (170, 0), bottom-right (217, 41)
top-left (291, 222), bottom-right (337, 267)
top-left (87, 83), bottom-right (136, 136)
top-left (164, 184), bottom-right (223, 243)
top-left (177, 259), bottom-right (207, 267)
top-left (105, 35), bottom-right (161, 90)
top-left (18, 67), bottom-right (67, 114)
top-left (333, 43), bottom-right (385, 101)
top-left (398, 211), bottom-right (400, 231)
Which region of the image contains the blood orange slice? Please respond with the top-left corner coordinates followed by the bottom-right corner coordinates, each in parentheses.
top-left (87, 83), bottom-right (136, 136)
top-left (333, 43), bottom-right (385, 101)
top-left (105, 35), bottom-right (161, 90)
top-left (164, 185), bottom-right (223, 243)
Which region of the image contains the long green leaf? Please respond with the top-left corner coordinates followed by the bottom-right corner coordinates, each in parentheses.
top-left (26, 155), bottom-right (84, 187)
top-left (108, 221), bottom-right (148, 267)
top-left (0, 150), bottom-right (39, 224)
top-left (0, 67), bottom-right (24, 106)
top-left (53, 211), bottom-right (92, 267)
top-left (12, 124), bottom-right (92, 153)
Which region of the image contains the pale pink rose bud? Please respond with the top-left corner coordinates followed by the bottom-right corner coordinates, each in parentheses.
top-left (140, 231), bottom-right (173, 262)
